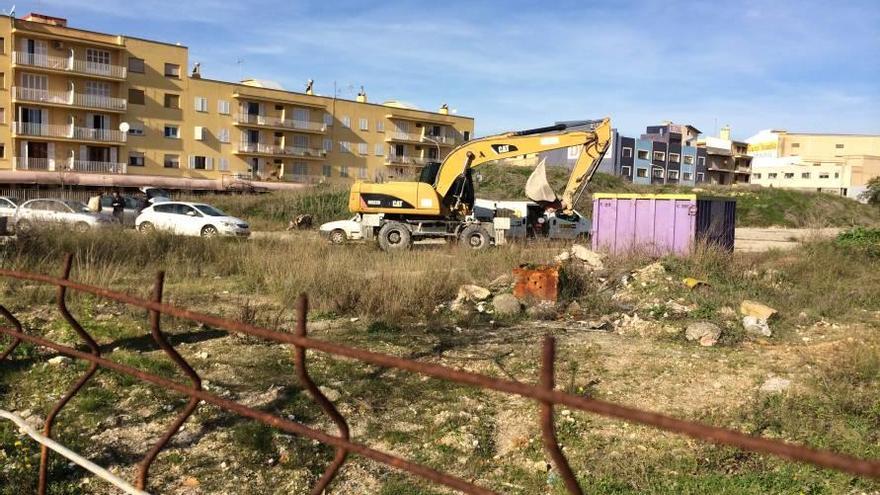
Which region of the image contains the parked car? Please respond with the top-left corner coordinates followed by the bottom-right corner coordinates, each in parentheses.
top-left (98, 195), bottom-right (142, 226)
top-left (319, 216), bottom-right (363, 244)
top-left (136, 201), bottom-right (250, 238)
top-left (14, 198), bottom-right (113, 232)
top-left (0, 196), bottom-right (19, 233)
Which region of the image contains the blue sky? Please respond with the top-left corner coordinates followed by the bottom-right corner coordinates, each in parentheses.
top-left (24, 0), bottom-right (880, 139)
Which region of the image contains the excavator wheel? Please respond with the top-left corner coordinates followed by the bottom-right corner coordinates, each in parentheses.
top-left (378, 221), bottom-right (413, 252)
top-left (459, 224), bottom-right (491, 250)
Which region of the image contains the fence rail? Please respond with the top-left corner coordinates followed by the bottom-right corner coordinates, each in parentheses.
top-left (0, 256), bottom-right (877, 494)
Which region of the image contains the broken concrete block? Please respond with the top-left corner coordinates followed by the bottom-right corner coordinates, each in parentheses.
top-left (492, 294), bottom-right (522, 316)
top-left (685, 321), bottom-right (722, 347)
top-left (570, 244), bottom-right (604, 269)
top-left (457, 284), bottom-right (491, 302)
top-left (742, 315), bottom-right (772, 337)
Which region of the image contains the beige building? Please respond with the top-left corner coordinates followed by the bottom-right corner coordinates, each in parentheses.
top-left (0, 13), bottom-right (474, 192)
top-left (695, 126), bottom-right (752, 185)
top-left (747, 129), bottom-right (880, 199)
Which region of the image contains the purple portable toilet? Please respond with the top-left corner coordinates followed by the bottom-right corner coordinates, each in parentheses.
top-left (591, 193), bottom-right (735, 256)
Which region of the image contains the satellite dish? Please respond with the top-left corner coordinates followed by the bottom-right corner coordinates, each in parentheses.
top-left (118, 122), bottom-right (130, 133)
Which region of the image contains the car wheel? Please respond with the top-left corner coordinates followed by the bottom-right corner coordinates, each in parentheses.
top-left (74, 222), bottom-right (90, 233)
top-left (201, 225), bottom-right (219, 238)
top-left (138, 222), bottom-right (156, 234)
top-left (459, 224), bottom-right (491, 250)
top-left (329, 229), bottom-right (347, 245)
top-left (377, 221), bottom-right (412, 252)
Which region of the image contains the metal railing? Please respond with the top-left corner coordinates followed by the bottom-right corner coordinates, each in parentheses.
top-left (71, 126), bottom-right (127, 143)
top-left (12, 122), bottom-right (126, 143)
top-left (385, 155), bottom-right (434, 167)
top-left (13, 51), bottom-right (127, 79)
top-left (235, 114), bottom-right (327, 132)
top-left (12, 157), bottom-right (53, 171)
top-left (0, 256), bottom-right (877, 495)
top-left (386, 131), bottom-right (422, 141)
top-left (68, 160), bottom-right (127, 174)
top-left (237, 142), bottom-right (284, 155)
top-left (12, 86), bottom-right (127, 111)
top-left (284, 146), bottom-right (326, 158)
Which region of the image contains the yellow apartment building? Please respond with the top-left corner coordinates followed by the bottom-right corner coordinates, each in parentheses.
top-left (747, 129), bottom-right (880, 199)
top-left (0, 13), bottom-right (474, 192)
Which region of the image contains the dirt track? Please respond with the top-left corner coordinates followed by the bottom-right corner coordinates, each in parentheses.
top-left (734, 227), bottom-right (842, 252)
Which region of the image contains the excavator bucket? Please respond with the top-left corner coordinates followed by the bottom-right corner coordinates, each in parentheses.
top-left (525, 158), bottom-right (558, 204)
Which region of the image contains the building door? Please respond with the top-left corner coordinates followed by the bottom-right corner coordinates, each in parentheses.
top-left (246, 129), bottom-right (259, 144)
top-left (23, 38), bottom-right (47, 64)
top-left (394, 144), bottom-right (405, 157)
top-left (87, 146), bottom-right (110, 163)
top-left (21, 73), bottom-right (48, 91)
top-left (247, 102), bottom-right (260, 116)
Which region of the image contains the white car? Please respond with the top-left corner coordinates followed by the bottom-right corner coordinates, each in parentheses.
top-left (14, 198), bottom-right (113, 232)
top-left (136, 201), bottom-right (250, 238)
top-left (319, 216), bottom-right (363, 244)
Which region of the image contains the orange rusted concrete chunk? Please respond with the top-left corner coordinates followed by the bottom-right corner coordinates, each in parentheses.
top-left (513, 265), bottom-right (559, 303)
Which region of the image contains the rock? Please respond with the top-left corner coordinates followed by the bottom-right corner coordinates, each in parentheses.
top-left (578, 318), bottom-right (610, 331)
top-left (633, 262), bottom-right (666, 284)
top-left (570, 244), bottom-right (604, 269)
top-left (742, 315), bottom-right (772, 337)
top-left (740, 300), bottom-right (777, 320)
top-left (48, 356), bottom-right (72, 366)
top-left (719, 306), bottom-right (738, 319)
top-left (488, 274), bottom-right (514, 291)
top-left (492, 294), bottom-right (522, 316)
top-left (566, 301), bottom-right (582, 316)
top-left (665, 301), bottom-right (692, 316)
top-left (458, 284), bottom-right (491, 302)
top-left (318, 386), bottom-right (341, 402)
top-left (759, 376), bottom-right (791, 393)
top-left (553, 251), bottom-right (571, 263)
top-left (526, 302), bottom-right (557, 320)
top-left (685, 322), bottom-right (722, 347)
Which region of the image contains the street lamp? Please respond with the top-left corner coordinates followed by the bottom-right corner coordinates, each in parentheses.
top-left (420, 134), bottom-right (441, 164)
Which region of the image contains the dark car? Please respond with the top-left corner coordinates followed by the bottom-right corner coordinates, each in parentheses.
top-left (99, 195), bottom-right (142, 226)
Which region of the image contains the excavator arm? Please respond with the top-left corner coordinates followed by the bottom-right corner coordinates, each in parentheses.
top-left (433, 117), bottom-right (612, 214)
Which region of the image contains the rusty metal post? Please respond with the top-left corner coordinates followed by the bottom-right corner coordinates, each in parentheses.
top-left (38, 254), bottom-right (101, 495)
top-left (136, 271), bottom-right (203, 490)
top-left (0, 305), bottom-right (23, 361)
top-left (293, 294), bottom-right (350, 495)
top-left (540, 336), bottom-right (583, 495)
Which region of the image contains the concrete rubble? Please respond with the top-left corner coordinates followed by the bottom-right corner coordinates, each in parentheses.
top-left (685, 322), bottom-right (722, 347)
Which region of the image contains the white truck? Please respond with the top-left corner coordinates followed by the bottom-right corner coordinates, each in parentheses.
top-left (473, 199), bottom-right (590, 241)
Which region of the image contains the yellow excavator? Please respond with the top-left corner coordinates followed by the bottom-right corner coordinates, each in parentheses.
top-left (348, 117), bottom-right (612, 251)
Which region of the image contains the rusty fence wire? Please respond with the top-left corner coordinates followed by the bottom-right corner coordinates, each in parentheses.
top-left (0, 254), bottom-right (878, 494)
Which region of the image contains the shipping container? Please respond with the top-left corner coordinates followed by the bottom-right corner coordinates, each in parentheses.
top-left (591, 193), bottom-right (735, 255)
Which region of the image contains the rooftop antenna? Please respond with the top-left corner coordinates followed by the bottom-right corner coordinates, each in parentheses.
top-left (236, 58), bottom-right (243, 82)
top-left (6, 5), bottom-right (15, 17)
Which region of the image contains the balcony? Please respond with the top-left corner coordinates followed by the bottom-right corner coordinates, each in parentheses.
top-left (13, 157), bottom-right (52, 171)
top-left (423, 134), bottom-right (456, 146)
top-left (385, 131), bottom-right (423, 143)
top-left (13, 122), bottom-right (127, 143)
top-left (236, 142), bottom-right (327, 159)
top-left (13, 87), bottom-right (127, 112)
top-left (283, 146), bottom-right (327, 159)
top-left (68, 160), bottom-right (127, 174)
top-left (13, 156), bottom-right (127, 174)
top-left (234, 114), bottom-right (327, 133)
top-left (385, 155), bottom-right (435, 167)
top-left (12, 51), bottom-right (127, 79)
top-left (237, 142), bottom-right (284, 155)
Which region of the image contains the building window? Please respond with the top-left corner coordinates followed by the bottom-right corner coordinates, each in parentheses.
top-left (0, 108), bottom-right (5, 124)
top-left (753, 173), bottom-right (761, 179)
top-left (358, 142), bottom-right (368, 155)
top-left (218, 128), bottom-right (230, 143)
top-left (668, 170), bottom-right (679, 180)
top-left (668, 153), bottom-right (680, 163)
top-left (375, 143), bottom-right (384, 156)
top-left (696, 172), bottom-right (705, 182)
top-left (834, 172), bottom-right (839, 178)
top-left (567, 146), bottom-right (580, 160)
top-left (791, 143), bottom-right (800, 148)
top-left (292, 162), bottom-right (307, 176)
top-left (323, 138), bottom-right (332, 152)
top-left (636, 168), bottom-right (648, 178)
top-left (128, 121), bottom-right (145, 136)
top-left (637, 149), bottom-right (649, 160)
top-left (191, 156), bottom-right (208, 170)
top-left (340, 165), bottom-right (349, 178)
top-left (342, 116), bottom-right (350, 128)
top-left (683, 155), bottom-right (694, 165)
top-left (0, 145), bottom-right (5, 158)
top-left (621, 165), bottom-right (631, 176)
top-left (194, 127), bottom-right (205, 141)
top-left (698, 156), bottom-right (705, 166)
top-left (819, 173), bottom-right (830, 179)
top-left (324, 113), bottom-right (333, 126)
top-left (652, 168), bottom-right (664, 178)
top-left (128, 57), bottom-right (145, 73)
top-left (218, 158), bottom-right (230, 171)
top-left (164, 94), bottom-right (180, 109)
top-left (339, 141), bottom-right (351, 153)
top-left (164, 125), bottom-right (179, 139)
top-left (376, 120), bottom-right (385, 132)
top-left (652, 151), bottom-right (665, 161)
top-left (194, 97), bottom-right (208, 112)
top-left (322, 164), bottom-right (331, 177)
top-left (0, 37), bottom-right (5, 54)
top-left (463, 131), bottom-right (470, 141)
top-left (86, 48), bottom-right (110, 66)
top-left (0, 72), bottom-right (5, 89)
top-left (164, 63), bottom-right (180, 78)
top-left (801, 172), bottom-right (810, 179)
top-left (358, 166), bottom-right (367, 179)
top-left (768, 173), bottom-right (778, 179)
top-left (359, 118), bottom-right (368, 131)
top-left (835, 143), bottom-right (844, 149)
top-left (128, 89), bottom-right (145, 105)
top-left (682, 171), bottom-right (693, 181)
top-left (218, 100), bottom-right (231, 115)
top-left (784, 172), bottom-right (794, 179)
top-left (164, 154), bottom-right (180, 169)
top-left (621, 147), bottom-right (632, 158)
top-left (129, 152), bottom-right (145, 167)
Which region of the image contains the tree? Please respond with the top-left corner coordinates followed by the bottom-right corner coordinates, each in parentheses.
top-left (861, 176), bottom-right (880, 205)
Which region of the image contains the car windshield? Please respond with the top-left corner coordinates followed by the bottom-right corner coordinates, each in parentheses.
top-left (4, 198), bottom-right (19, 206)
top-left (63, 200), bottom-right (91, 213)
top-left (194, 204), bottom-right (228, 217)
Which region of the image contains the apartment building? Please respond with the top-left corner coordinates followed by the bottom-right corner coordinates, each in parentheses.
top-left (0, 13), bottom-right (474, 192)
top-left (695, 126), bottom-right (752, 185)
top-left (747, 129), bottom-right (880, 199)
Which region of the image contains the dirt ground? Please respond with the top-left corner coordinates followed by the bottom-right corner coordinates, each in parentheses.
top-left (734, 227), bottom-right (842, 252)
